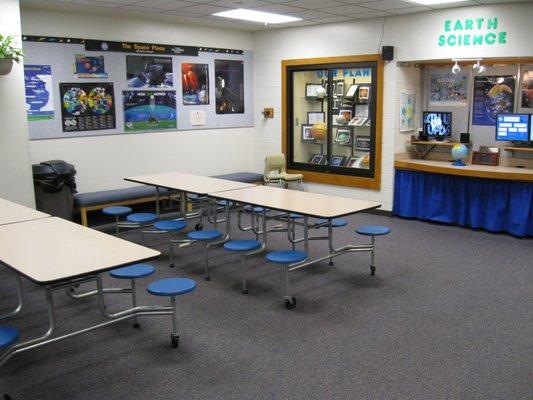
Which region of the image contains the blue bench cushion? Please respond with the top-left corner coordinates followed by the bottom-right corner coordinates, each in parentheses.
top-left (223, 239), bottom-right (262, 252)
top-left (213, 172), bottom-right (263, 183)
top-left (289, 213), bottom-right (303, 219)
top-left (147, 278), bottom-right (197, 296)
top-left (110, 264), bottom-right (155, 279)
top-left (0, 326), bottom-right (19, 348)
top-left (315, 218), bottom-right (348, 227)
top-left (356, 225), bottom-right (391, 236)
top-left (74, 186), bottom-right (169, 207)
top-left (266, 250), bottom-right (308, 264)
top-left (187, 230), bottom-right (223, 241)
top-left (127, 213), bottom-right (157, 223)
top-left (154, 219), bottom-right (187, 231)
top-left (102, 206), bottom-right (132, 216)
top-left (243, 205), bottom-right (269, 213)
top-left (217, 200), bottom-right (232, 207)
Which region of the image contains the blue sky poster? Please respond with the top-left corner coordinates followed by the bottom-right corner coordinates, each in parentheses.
top-left (24, 65), bottom-right (54, 121)
top-left (472, 76), bottom-right (515, 126)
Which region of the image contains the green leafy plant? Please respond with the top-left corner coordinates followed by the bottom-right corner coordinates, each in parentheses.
top-left (0, 34), bottom-right (24, 64)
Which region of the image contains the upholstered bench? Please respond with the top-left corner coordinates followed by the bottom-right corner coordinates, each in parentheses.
top-left (75, 186), bottom-right (169, 226)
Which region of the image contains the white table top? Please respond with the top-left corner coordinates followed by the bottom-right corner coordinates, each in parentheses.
top-left (209, 186), bottom-right (381, 218)
top-left (0, 217), bottom-right (160, 284)
top-left (125, 172), bottom-right (254, 195)
top-left (0, 197), bottom-right (50, 226)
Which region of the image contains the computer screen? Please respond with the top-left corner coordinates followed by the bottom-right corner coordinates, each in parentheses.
top-left (495, 114), bottom-right (530, 141)
top-left (423, 112), bottom-right (452, 138)
top-left (530, 115), bottom-right (533, 141)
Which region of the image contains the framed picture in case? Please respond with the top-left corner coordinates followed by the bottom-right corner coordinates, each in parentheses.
top-left (336, 81), bottom-right (345, 96)
top-left (309, 154), bottom-right (325, 164)
top-left (355, 136), bottom-right (371, 151)
top-left (335, 128), bottom-right (351, 144)
top-left (302, 124), bottom-right (314, 141)
top-left (306, 83), bottom-right (324, 98)
top-left (307, 111), bottom-right (325, 124)
top-left (330, 155), bottom-right (346, 167)
top-left (358, 86), bottom-right (370, 101)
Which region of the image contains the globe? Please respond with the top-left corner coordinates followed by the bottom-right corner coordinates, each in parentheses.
top-left (451, 143), bottom-right (468, 166)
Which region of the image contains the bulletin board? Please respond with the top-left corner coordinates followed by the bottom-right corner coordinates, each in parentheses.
top-left (22, 36), bottom-right (254, 140)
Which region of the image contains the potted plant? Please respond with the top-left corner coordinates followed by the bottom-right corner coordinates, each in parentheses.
top-left (0, 34), bottom-right (24, 75)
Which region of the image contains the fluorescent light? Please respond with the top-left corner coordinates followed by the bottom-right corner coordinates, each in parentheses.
top-left (213, 8), bottom-right (301, 24)
top-left (407, 0), bottom-right (469, 5)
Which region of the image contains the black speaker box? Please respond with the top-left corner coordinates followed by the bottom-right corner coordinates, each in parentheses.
top-left (460, 132), bottom-right (470, 143)
top-left (382, 46), bottom-right (394, 61)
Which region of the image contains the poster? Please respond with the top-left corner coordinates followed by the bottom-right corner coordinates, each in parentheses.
top-left (215, 59), bottom-right (244, 114)
top-left (429, 72), bottom-right (468, 106)
top-left (520, 68), bottom-right (533, 109)
top-left (74, 55), bottom-right (107, 78)
top-left (126, 55), bottom-right (173, 88)
top-left (472, 76), bottom-right (515, 126)
top-left (24, 65), bottom-right (54, 121)
top-left (59, 82), bottom-right (115, 132)
top-left (399, 90), bottom-right (416, 132)
top-left (182, 63), bottom-right (209, 105)
top-left (123, 90), bottom-right (176, 132)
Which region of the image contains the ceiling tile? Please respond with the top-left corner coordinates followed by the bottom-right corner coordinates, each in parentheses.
top-left (388, 5), bottom-right (431, 14)
top-left (476, 0), bottom-right (532, 3)
top-left (361, 0), bottom-right (420, 11)
top-left (250, 4), bottom-right (305, 14)
top-left (287, 9), bottom-right (336, 19)
top-left (132, 0), bottom-right (195, 10)
top-left (320, 4), bottom-right (374, 15)
top-left (349, 10), bottom-right (392, 18)
top-left (209, 0), bottom-right (270, 8)
top-left (285, 0), bottom-right (346, 10)
top-left (178, 4), bottom-right (231, 14)
top-left (429, 0), bottom-right (480, 8)
top-left (310, 15), bottom-right (355, 23)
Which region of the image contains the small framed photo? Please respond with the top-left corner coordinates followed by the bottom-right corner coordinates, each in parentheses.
top-left (307, 111), bottom-right (325, 124)
top-left (345, 84), bottom-right (358, 98)
top-left (471, 151), bottom-right (499, 166)
top-left (330, 155), bottom-right (346, 167)
top-left (355, 136), bottom-right (371, 151)
top-left (306, 83), bottom-right (324, 98)
top-left (354, 117), bottom-right (366, 126)
top-left (332, 81), bottom-right (337, 95)
top-left (355, 104), bottom-right (369, 118)
top-left (333, 99), bottom-right (342, 110)
top-left (301, 124), bottom-right (314, 141)
top-left (336, 81), bottom-right (345, 97)
top-left (358, 86), bottom-right (370, 101)
top-left (335, 128), bottom-right (351, 144)
top-left (309, 154), bottom-right (325, 165)
top-left (339, 109), bottom-right (352, 122)
top-left (346, 156), bottom-right (358, 168)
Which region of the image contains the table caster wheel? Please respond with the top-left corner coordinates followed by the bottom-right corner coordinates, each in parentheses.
top-left (133, 322), bottom-right (140, 329)
top-left (194, 223), bottom-right (203, 231)
top-left (171, 334), bottom-right (180, 348)
top-left (328, 261), bottom-right (334, 266)
top-left (370, 266), bottom-right (376, 276)
top-left (284, 297), bottom-right (296, 310)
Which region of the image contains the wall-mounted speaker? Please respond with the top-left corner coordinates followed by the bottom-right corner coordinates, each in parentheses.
top-left (382, 46), bottom-right (394, 61)
top-left (460, 132), bottom-right (470, 143)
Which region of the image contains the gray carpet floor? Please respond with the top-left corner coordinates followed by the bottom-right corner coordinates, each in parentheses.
top-left (0, 211), bottom-right (531, 399)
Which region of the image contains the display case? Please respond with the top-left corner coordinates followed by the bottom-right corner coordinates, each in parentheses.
top-left (282, 55), bottom-right (383, 190)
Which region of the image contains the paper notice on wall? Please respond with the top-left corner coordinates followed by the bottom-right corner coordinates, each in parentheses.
top-left (190, 110), bottom-right (205, 126)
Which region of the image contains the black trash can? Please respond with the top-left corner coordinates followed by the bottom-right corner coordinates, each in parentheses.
top-left (32, 160), bottom-right (77, 220)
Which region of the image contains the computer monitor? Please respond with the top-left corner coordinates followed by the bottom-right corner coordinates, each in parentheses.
top-left (423, 111), bottom-right (452, 140)
top-left (495, 114), bottom-right (530, 142)
top-left (530, 115), bottom-right (533, 142)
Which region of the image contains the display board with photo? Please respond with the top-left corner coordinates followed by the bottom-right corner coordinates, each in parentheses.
top-left (521, 68), bottom-right (533, 109)
top-left (429, 72), bottom-right (468, 106)
top-left (215, 59), bottom-right (245, 114)
top-left (75, 55), bottom-right (107, 78)
top-left (60, 82), bottom-right (115, 132)
top-left (123, 90), bottom-right (176, 132)
top-left (472, 76), bottom-right (515, 126)
top-left (126, 55), bottom-right (173, 88)
top-left (182, 63), bottom-right (209, 105)
top-left (25, 65), bottom-right (54, 121)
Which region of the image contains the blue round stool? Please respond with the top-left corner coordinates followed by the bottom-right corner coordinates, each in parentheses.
top-left (147, 278), bottom-right (197, 348)
top-left (109, 264), bottom-right (155, 328)
top-left (243, 205), bottom-right (270, 213)
top-left (187, 230), bottom-right (223, 281)
top-left (126, 213), bottom-right (157, 244)
top-left (0, 326), bottom-right (19, 349)
top-left (223, 240), bottom-right (262, 294)
top-left (266, 250), bottom-right (308, 309)
top-left (102, 206), bottom-right (132, 235)
top-left (154, 220), bottom-right (188, 269)
top-left (355, 225), bottom-right (391, 276)
top-left (315, 218), bottom-right (348, 228)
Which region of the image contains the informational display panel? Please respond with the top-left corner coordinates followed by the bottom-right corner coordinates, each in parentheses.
top-left (22, 37), bottom-right (253, 140)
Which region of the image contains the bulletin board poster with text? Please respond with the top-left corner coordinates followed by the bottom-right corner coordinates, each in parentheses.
top-left (215, 59), bottom-right (244, 114)
top-left (123, 90), bottom-right (177, 132)
top-left (126, 55), bottom-right (173, 88)
top-left (60, 82), bottom-right (116, 132)
top-left (472, 76), bottom-right (515, 126)
top-left (521, 68), bottom-right (533, 109)
top-left (429, 72), bottom-right (468, 106)
top-left (24, 65), bottom-right (54, 121)
top-left (182, 63), bottom-right (209, 105)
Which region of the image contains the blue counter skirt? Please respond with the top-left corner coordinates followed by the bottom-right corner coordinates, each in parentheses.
top-left (393, 169), bottom-right (533, 237)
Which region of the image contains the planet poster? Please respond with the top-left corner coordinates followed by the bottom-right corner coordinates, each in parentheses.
top-left (472, 76), bottom-right (515, 126)
top-left (74, 55), bottom-right (107, 78)
top-left (520, 69), bottom-right (533, 109)
top-left (59, 82), bottom-right (115, 132)
top-left (429, 72), bottom-right (468, 106)
top-left (24, 65), bottom-right (54, 121)
top-left (182, 63), bottom-right (209, 105)
top-left (123, 90), bottom-right (176, 132)
top-left (126, 55), bottom-right (173, 88)
top-left (215, 59), bottom-right (244, 114)
top-left (399, 90), bottom-right (416, 132)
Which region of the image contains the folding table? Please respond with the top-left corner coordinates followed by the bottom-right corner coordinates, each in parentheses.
top-left (0, 217), bottom-right (169, 366)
